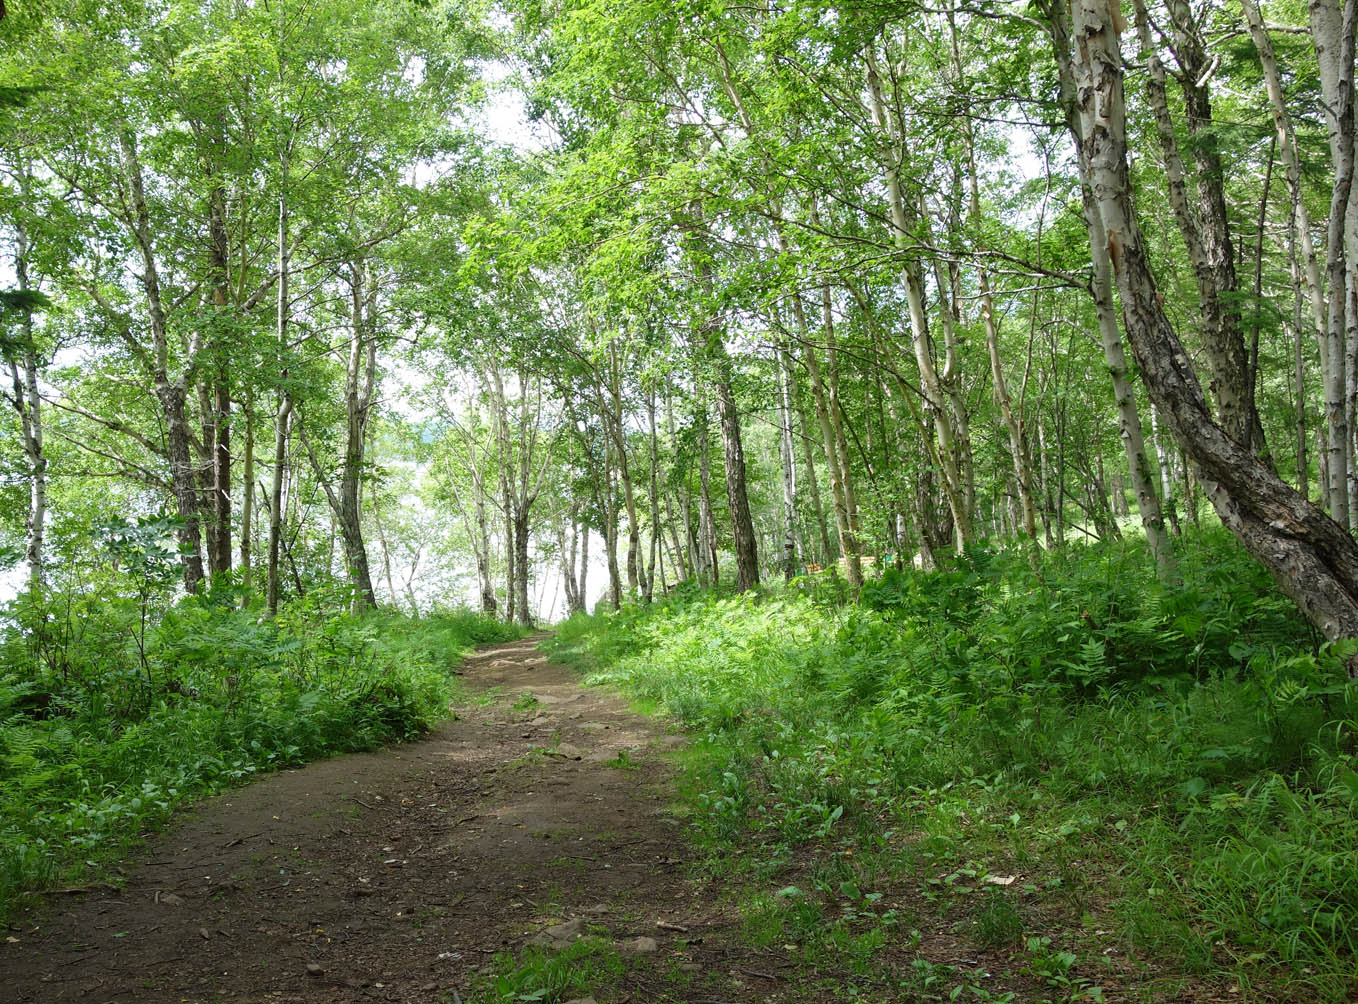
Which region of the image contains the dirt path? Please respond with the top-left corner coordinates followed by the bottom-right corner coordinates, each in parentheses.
top-left (1, 634), bottom-right (772, 1004)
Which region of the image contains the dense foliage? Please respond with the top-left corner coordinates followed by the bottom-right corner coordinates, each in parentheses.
top-left (551, 530), bottom-right (1358, 1000)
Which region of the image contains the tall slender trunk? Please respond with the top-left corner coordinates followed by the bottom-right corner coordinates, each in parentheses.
top-left (791, 280), bottom-right (859, 581)
top-left (1042, 1), bottom-right (1176, 581)
top-left (1292, 210), bottom-right (1310, 498)
top-left (948, 11), bottom-right (1038, 541)
top-left (7, 210), bottom-right (45, 592)
top-left (662, 389), bottom-right (689, 581)
top-left (697, 409), bottom-right (719, 586)
top-left (205, 185), bottom-right (232, 577)
top-left (267, 26), bottom-right (291, 616)
top-left (577, 516), bottom-right (589, 612)
top-left (239, 386), bottom-right (254, 596)
top-left (1037, 409), bottom-right (1057, 546)
top-left (503, 486), bottom-right (516, 623)
top-left (119, 129), bottom-right (205, 593)
top-left (476, 474), bottom-right (496, 615)
top-left (818, 281), bottom-right (864, 585)
top-left (559, 505), bottom-right (580, 613)
top-left (1310, 0), bottom-right (1358, 526)
top-left (1242, 0), bottom-right (1329, 367)
top-left (372, 495), bottom-right (399, 604)
top-left (1150, 403), bottom-right (1182, 535)
top-left (266, 399), bottom-right (291, 615)
top-left (796, 387), bottom-right (832, 565)
top-left (710, 336), bottom-right (760, 592)
top-left (930, 228), bottom-right (977, 524)
top-left (514, 510), bottom-right (531, 626)
top-left (337, 261), bottom-right (377, 609)
top-left (197, 381), bottom-right (220, 577)
top-left (607, 346), bottom-right (640, 598)
top-left (646, 386), bottom-right (662, 601)
top-left (600, 425), bottom-right (622, 608)
top-left (865, 43), bottom-right (973, 547)
top-left (778, 336), bottom-right (799, 579)
top-left (1155, 0), bottom-right (1268, 460)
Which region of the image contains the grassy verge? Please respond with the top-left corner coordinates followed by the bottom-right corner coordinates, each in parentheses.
top-left (547, 528), bottom-right (1358, 1002)
top-left (0, 587), bottom-right (519, 920)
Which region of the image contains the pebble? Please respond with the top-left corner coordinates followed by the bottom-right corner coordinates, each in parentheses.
top-left (528, 916), bottom-right (585, 948)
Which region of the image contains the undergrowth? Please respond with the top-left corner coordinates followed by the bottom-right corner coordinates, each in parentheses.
top-left (0, 581), bottom-right (519, 921)
top-left (548, 527), bottom-right (1358, 1002)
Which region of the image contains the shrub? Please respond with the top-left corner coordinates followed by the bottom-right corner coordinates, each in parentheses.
top-left (549, 529), bottom-right (1357, 1000)
top-left (0, 585), bottom-right (519, 920)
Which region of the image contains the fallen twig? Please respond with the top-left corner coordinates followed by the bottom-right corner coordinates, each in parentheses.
top-left (49, 883), bottom-right (119, 895)
top-left (738, 967), bottom-right (778, 981)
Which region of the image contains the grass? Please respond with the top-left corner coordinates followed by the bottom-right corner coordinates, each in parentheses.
top-left (0, 583), bottom-right (520, 921)
top-left (469, 936), bottom-right (627, 1003)
top-left (547, 527), bottom-right (1358, 1002)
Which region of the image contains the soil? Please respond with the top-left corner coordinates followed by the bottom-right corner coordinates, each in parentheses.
top-left (0, 634), bottom-right (1239, 1004)
top-left (0, 634), bottom-right (773, 1004)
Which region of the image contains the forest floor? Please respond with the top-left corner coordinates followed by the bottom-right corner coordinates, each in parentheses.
top-left (0, 633), bottom-right (1231, 1004)
top-left (1, 633), bottom-right (782, 1004)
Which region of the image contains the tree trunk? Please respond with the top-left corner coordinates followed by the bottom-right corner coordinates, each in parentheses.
top-left (338, 261), bottom-right (377, 609)
top-left (503, 490), bottom-right (516, 623)
top-left (266, 398), bottom-right (291, 615)
top-left (559, 505), bottom-right (580, 614)
top-left (948, 13), bottom-right (1038, 542)
top-left (797, 386), bottom-right (832, 565)
top-left (608, 348), bottom-right (640, 599)
top-left (930, 244), bottom-right (978, 526)
top-left (662, 389), bottom-right (690, 581)
top-left (601, 430), bottom-right (622, 608)
top-left (1310, 0), bottom-right (1358, 527)
top-left (119, 128), bottom-right (206, 594)
top-left (818, 280), bottom-right (865, 585)
top-left (197, 381), bottom-right (220, 577)
top-left (577, 515), bottom-right (590, 612)
top-left (1042, 0), bottom-right (1177, 581)
top-left (205, 184), bottom-right (232, 577)
top-left (646, 386), bottom-right (662, 601)
top-left (1292, 210), bottom-right (1310, 499)
top-left (240, 386), bottom-right (255, 596)
top-left (697, 408), bottom-right (719, 586)
top-left (1037, 409), bottom-right (1058, 546)
top-left (476, 475), bottom-right (497, 615)
top-left (711, 337), bottom-right (760, 592)
top-left (792, 284), bottom-right (860, 584)
top-left (1156, 0), bottom-right (1269, 460)
top-left (267, 85), bottom-right (291, 617)
top-left (1069, 0), bottom-right (1358, 673)
top-left (1242, 0), bottom-right (1330, 385)
top-left (778, 336), bottom-right (799, 579)
top-left (865, 43), bottom-right (974, 548)
top-left (1149, 402), bottom-right (1182, 535)
top-left (372, 495), bottom-right (400, 605)
top-left (6, 213), bottom-right (45, 592)
top-left (514, 509), bottom-right (532, 626)
top-left (159, 383), bottom-right (207, 595)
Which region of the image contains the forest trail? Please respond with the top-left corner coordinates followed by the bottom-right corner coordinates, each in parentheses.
top-left (1, 635), bottom-right (774, 1004)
